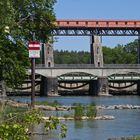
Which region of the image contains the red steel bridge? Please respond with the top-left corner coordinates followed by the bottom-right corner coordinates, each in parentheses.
top-left (53, 20), bottom-right (140, 36)
top-left (37, 19), bottom-right (140, 96)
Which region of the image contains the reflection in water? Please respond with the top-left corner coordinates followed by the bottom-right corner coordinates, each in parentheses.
top-left (74, 121), bottom-right (84, 129)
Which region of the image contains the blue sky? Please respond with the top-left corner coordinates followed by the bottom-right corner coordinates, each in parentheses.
top-left (54, 0), bottom-right (140, 51)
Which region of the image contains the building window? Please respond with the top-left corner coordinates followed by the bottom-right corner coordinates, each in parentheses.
top-left (98, 62), bottom-right (100, 67)
top-left (48, 47), bottom-right (50, 54)
top-left (97, 47), bottom-right (99, 54)
top-left (48, 62), bottom-right (51, 67)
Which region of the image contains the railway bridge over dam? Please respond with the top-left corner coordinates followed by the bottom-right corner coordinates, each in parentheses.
top-left (25, 19), bottom-right (140, 96)
top-left (29, 64), bottom-right (140, 96)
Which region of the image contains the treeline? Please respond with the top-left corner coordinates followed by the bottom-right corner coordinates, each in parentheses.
top-left (54, 39), bottom-right (138, 64)
top-left (54, 50), bottom-right (90, 64)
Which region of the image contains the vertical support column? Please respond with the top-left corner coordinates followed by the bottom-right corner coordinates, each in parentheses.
top-left (41, 43), bottom-right (46, 65)
top-left (40, 37), bottom-right (56, 96)
top-left (90, 36), bottom-right (94, 64)
top-left (40, 77), bottom-right (58, 96)
top-left (97, 77), bottom-right (109, 95)
top-left (46, 77), bottom-right (58, 95)
top-left (31, 58), bottom-right (35, 108)
top-left (40, 76), bottom-right (48, 96)
top-left (41, 37), bottom-right (54, 67)
top-left (89, 80), bottom-right (98, 96)
top-left (90, 35), bottom-right (103, 67)
top-left (138, 36), bottom-right (140, 64)
top-left (46, 37), bottom-right (54, 68)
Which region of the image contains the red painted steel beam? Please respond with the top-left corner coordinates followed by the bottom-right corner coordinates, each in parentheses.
top-left (55, 20), bottom-right (140, 28)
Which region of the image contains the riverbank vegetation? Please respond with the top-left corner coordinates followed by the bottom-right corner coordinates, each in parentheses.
top-left (73, 103), bottom-right (97, 120)
top-left (0, 105), bottom-right (67, 140)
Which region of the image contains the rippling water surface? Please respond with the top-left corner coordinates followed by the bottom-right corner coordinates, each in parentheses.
top-left (10, 96), bottom-right (140, 140)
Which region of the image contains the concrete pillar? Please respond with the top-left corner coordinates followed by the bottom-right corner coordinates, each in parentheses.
top-left (41, 37), bottom-right (54, 67)
top-left (90, 36), bottom-right (94, 64)
top-left (41, 43), bottom-right (46, 65)
top-left (90, 35), bottom-right (103, 67)
top-left (45, 42), bottom-right (54, 67)
top-left (40, 77), bottom-right (58, 96)
top-left (97, 77), bottom-right (109, 95)
top-left (89, 80), bottom-right (98, 96)
top-left (137, 80), bottom-right (140, 95)
top-left (40, 77), bottom-right (48, 96)
top-left (40, 37), bottom-right (55, 96)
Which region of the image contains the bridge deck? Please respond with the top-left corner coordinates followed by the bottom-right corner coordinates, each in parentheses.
top-left (56, 20), bottom-right (140, 28)
top-left (34, 64), bottom-right (140, 77)
top-left (36, 64), bottom-right (140, 69)
top-left (53, 20), bottom-right (140, 36)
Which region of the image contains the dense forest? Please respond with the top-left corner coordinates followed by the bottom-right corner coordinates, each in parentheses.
top-left (54, 39), bottom-right (138, 64)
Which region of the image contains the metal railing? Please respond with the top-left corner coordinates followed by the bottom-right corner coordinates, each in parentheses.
top-left (35, 64), bottom-right (140, 69)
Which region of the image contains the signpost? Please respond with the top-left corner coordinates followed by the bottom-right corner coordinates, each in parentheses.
top-left (29, 42), bottom-right (41, 58)
top-left (28, 42), bottom-right (41, 108)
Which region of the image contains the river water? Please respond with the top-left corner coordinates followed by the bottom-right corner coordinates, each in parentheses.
top-left (9, 96), bottom-right (140, 140)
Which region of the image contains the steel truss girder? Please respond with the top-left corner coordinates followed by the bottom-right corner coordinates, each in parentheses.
top-left (52, 28), bottom-right (140, 36)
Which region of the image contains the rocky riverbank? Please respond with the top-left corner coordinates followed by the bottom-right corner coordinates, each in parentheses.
top-left (97, 104), bottom-right (140, 110)
top-left (1, 99), bottom-right (140, 111)
top-left (42, 115), bottom-right (115, 121)
top-left (108, 136), bottom-right (140, 140)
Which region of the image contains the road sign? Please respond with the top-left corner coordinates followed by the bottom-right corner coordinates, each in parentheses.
top-left (28, 42), bottom-right (41, 58)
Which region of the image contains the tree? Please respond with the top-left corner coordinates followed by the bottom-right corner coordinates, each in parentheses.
top-left (0, 0), bottom-right (57, 90)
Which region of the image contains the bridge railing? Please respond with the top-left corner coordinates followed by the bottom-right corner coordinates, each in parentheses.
top-left (35, 64), bottom-right (140, 69)
top-left (104, 64), bottom-right (140, 68)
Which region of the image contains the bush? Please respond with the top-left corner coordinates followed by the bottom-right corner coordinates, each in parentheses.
top-left (86, 105), bottom-right (97, 119)
top-left (74, 104), bottom-right (85, 120)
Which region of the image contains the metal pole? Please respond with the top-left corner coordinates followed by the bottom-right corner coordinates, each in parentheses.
top-left (138, 36), bottom-right (140, 64)
top-left (90, 35), bottom-right (94, 64)
top-left (31, 58), bottom-right (35, 108)
top-left (31, 32), bottom-right (36, 108)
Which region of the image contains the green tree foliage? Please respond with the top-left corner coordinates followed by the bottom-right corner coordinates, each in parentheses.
top-left (0, 37), bottom-right (29, 88)
top-left (54, 39), bottom-right (138, 64)
top-left (0, 108), bottom-right (67, 140)
top-left (103, 39), bottom-right (138, 64)
top-left (73, 103), bottom-right (97, 120)
top-left (0, 0), bottom-right (57, 88)
top-left (54, 50), bottom-right (90, 64)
